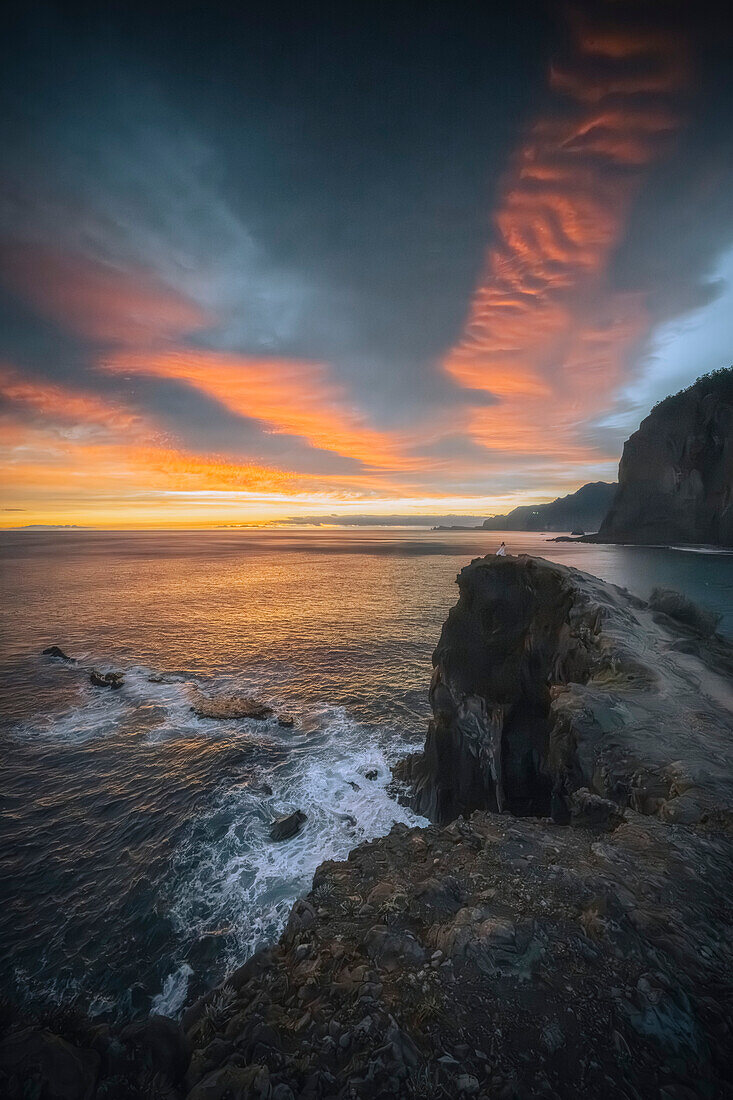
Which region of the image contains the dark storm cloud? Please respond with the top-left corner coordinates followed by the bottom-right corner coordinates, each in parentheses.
top-left (0, 0), bottom-right (553, 421)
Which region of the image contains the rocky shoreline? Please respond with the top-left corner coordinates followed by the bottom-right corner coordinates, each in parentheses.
top-left (3, 556), bottom-right (732, 1099)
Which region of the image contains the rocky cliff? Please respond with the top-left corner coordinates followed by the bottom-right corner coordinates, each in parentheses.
top-left (3, 558), bottom-right (732, 1100)
top-left (481, 481), bottom-right (616, 533)
top-left (597, 368), bottom-right (733, 546)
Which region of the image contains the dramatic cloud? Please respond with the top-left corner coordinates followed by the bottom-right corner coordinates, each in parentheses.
top-left (1, 1), bottom-right (731, 525)
top-left (444, 7), bottom-right (689, 465)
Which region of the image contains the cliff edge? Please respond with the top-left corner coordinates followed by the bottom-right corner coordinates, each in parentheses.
top-left (597, 368), bottom-right (733, 546)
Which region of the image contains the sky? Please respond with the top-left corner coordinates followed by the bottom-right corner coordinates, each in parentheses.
top-left (1, 0), bottom-right (732, 527)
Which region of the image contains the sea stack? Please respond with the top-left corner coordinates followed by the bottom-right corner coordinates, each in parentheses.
top-left (597, 367), bottom-right (733, 546)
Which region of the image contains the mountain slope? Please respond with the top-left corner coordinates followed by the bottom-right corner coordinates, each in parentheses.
top-left (481, 481), bottom-right (616, 532)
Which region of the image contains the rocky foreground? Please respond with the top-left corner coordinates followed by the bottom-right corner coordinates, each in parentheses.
top-left (3, 556), bottom-right (733, 1099)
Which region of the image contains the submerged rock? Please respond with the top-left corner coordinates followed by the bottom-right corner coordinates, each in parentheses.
top-left (269, 810), bottom-right (307, 841)
top-left (190, 691), bottom-right (273, 720)
top-left (277, 714), bottom-right (295, 728)
top-left (42, 645), bottom-right (74, 661)
top-left (89, 669), bottom-right (124, 689)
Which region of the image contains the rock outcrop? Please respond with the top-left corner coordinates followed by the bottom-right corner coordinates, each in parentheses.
top-left (596, 368), bottom-right (733, 546)
top-left (398, 555), bottom-right (733, 827)
top-left (189, 691), bottom-right (273, 720)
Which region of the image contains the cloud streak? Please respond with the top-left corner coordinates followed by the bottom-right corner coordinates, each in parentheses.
top-left (444, 5), bottom-right (689, 465)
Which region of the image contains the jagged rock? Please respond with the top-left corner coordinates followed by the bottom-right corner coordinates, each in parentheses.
top-left (190, 691), bottom-right (273, 720)
top-left (401, 555), bottom-right (733, 827)
top-left (596, 367), bottom-right (733, 546)
top-left (569, 787), bottom-right (625, 831)
top-left (42, 645), bottom-right (73, 661)
top-left (0, 1027), bottom-right (99, 1100)
top-left (89, 670), bottom-right (124, 689)
top-left (186, 1062), bottom-right (269, 1099)
top-left (277, 715), bottom-right (295, 728)
top-left (269, 810), bottom-right (307, 841)
top-left (119, 1013), bottom-right (190, 1083)
top-left (649, 587), bottom-right (722, 637)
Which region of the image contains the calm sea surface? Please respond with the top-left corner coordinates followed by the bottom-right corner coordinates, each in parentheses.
top-left (1, 528), bottom-right (731, 1019)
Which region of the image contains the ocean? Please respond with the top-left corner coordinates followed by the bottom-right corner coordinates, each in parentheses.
top-left (1, 528), bottom-right (731, 1021)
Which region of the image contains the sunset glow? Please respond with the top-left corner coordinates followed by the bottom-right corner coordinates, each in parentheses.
top-left (1, 3), bottom-right (729, 527)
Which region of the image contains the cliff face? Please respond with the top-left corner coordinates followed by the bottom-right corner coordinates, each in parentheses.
top-left (598, 368), bottom-right (733, 545)
top-left (482, 480), bottom-right (616, 533)
top-left (402, 555), bottom-right (733, 827)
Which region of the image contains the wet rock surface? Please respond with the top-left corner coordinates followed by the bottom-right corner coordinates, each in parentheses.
top-left (42, 645), bottom-right (74, 661)
top-left (89, 670), bottom-right (124, 690)
top-left (270, 810), bottom-right (307, 842)
top-left (190, 691), bottom-right (274, 720)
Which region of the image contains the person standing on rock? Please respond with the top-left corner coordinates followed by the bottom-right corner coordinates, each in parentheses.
top-left (496, 541), bottom-right (507, 556)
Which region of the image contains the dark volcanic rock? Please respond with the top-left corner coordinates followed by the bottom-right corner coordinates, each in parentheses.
top-left (42, 645), bottom-right (74, 661)
top-left (190, 691), bottom-right (273, 720)
top-left (649, 586), bottom-right (722, 637)
top-left (596, 367), bottom-right (733, 546)
top-left (89, 669), bottom-right (124, 689)
top-left (401, 554), bottom-right (733, 827)
top-left (120, 1013), bottom-right (191, 1083)
top-left (0, 1027), bottom-right (99, 1100)
top-left (269, 810), bottom-right (307, 841)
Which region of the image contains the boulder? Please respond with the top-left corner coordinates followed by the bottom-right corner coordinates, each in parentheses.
top-left (119, 1012), bottom-right (190, 1083)
top-left (0, 1027), bottom-right (99, 1100)
top-left (190, 691), bottom-right (273, 720)
top-left (648, 587), bottom-right (721, 637)
top-left (42, 646), bottom-right (73, 661)
top-left (269, 810), bottom-right (307, 841)
top-left (89, 670), bottom-right (124, 689)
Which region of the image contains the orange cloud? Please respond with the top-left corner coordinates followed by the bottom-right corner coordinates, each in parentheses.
top-left (444, 8), bottom-right (689, 463)
top-left (102, 349), bottom-right (426, 472)
top-left (0, 365), bottom-right (415, 520)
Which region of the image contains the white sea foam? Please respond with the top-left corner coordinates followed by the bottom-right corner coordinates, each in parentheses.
top-left (151, 963), bottom-right (194, 1017)
top-left (163, 705), bottom-right (427, 984)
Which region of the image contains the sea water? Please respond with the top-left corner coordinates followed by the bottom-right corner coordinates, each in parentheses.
top-left (1, 528), bottom-right (731, 1019)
